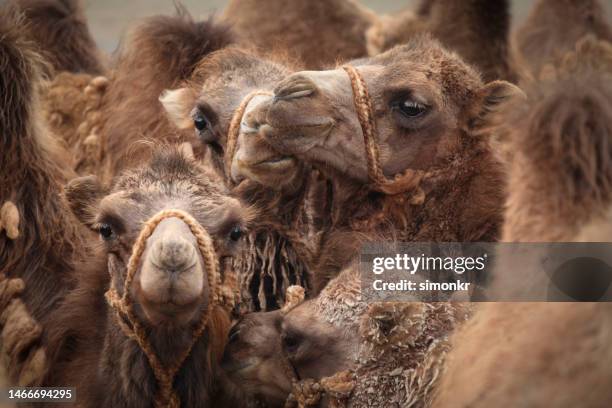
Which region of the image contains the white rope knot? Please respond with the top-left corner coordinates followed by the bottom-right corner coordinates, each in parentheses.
top-left (105, 209), bottom-right (236, 408)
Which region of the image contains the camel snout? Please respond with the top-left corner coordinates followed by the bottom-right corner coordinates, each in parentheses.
top-left (149, 235), bottom-right (197, 274)
top-left (273, 73), bottom-right (317, 101)
top-left (137, 217), bottom-right (207, 325)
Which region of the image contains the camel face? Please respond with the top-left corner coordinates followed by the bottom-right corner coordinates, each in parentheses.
top-left (72, 150), bottom-right (250, 327)
top-left (221, 310), bottom-right (290, 407)
top-left (246, 38), bottom-right (504, 184)
top-left (161, 48), bottom-right (300, 186)
top-left (230, 93), bottom-right (303, 189)
top-left (223, 297), bottom-right (359, 406)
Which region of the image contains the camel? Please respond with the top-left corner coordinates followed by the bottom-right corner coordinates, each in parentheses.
top-left (42, 147), bottom-right (253, 407)
top-left (1, 9), bottom-right (256, 404)
top-left (0, 3), bottom-right (89, 385)
top-left (221, 0), bottom-right (377, 70)
top-left (7, 0), bottom-right (109, 176)
top-left (161, 47), bottom-right (326, 311)
top-left (10, 0), bottom-right (104, 74)
top-left (433, 36), bottom-right (612, 407)
top-left (514, 0), bottom-right (612, 77)
top-left (242, 35), bottom-right (520, 289)
top-left (222, 265), bottom-right (471, 407)
top-left (64, 8), bottom-right (232, 183)
top-left (367, 0), bottom-right (516, 82)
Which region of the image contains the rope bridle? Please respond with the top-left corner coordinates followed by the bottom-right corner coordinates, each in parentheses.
top-left (224, 90), bottom-right (274, 183)
top-left (342, 65), bottom-right (423, 195)
top-left (105, 209), bottom-right (231, 408)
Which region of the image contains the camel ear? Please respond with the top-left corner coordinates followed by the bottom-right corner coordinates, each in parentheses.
top-left (64, 176), bottom-right (108, 227)
top-left (159, 87), bottom-right (196, 130)
top-left (466, 80), bottom-right (525, 134)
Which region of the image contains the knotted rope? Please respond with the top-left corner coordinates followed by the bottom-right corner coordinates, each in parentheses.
top-left (342, 65), bottom-right (423, 195)
top-left (224, 90), bottom-right (274, 183)
top-left (105, 209), bottom-right (228, 408)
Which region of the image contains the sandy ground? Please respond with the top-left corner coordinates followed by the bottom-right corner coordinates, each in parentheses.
top-left (84, 0), bottom-right (612, 53)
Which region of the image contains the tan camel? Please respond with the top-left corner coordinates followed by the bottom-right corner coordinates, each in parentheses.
top-left (514, 0), bottom-right (612, 77)
top-left (434, 36), bottom-right (612, 408)
top-left (367, 0), bottom-right (516, 82)
top-left (221, 0), bottom-right (377, 69)
top-left (161, 47), bottom-right (325, 311)
top-left (241, 35), bottom-right (520, 289)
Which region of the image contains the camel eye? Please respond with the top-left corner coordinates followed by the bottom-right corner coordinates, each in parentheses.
top-left (398, 100), bottom-right (427, 118)
top-left (194, 113), bottom-right (210, 131)
top-left (229, 226), bottom-right (243, 242)
top-left (282, 332), bottom-right (302, 355)
top-left (98, 223), bottom-right (114, 240)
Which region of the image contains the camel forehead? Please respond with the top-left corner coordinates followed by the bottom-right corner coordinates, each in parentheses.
top-left (112, 151), bottom-right (230, 206)
top-left (195, 49), bottom-right (289, 92)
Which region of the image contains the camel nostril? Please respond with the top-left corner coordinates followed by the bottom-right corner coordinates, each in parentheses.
top-left (273, 75), bottom-right (316, 101)
top-left (241, 111), bottom-right (261, 134)
top-left (151, 237), bottom-right (197, 273)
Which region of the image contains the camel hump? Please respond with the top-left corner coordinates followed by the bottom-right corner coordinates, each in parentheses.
top-left (0, 4), bottom-right (48, 144)
top-left (116, 7), bottom-right (234, 84)
top-left (9, 0), bottom-right (104, 74)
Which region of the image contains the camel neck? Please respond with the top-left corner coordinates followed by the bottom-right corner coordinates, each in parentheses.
top-left (98, 319), bottom-right (216, 407)
top-left (327, 137), bottom-right (504, 243)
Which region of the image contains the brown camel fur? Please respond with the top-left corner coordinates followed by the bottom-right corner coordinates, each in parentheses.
top-left (245, 36), bottom-right (519, 290)
top-left (0, 4), bottom-right (90, 385)
top-left (42, 148), bottom-right (253, 407)
top-left (434, 37), bottom-right (612, 408)
top-left (10, 0), bottom-right (104, 74)
top-left (221, 0), bottom-right (377, 69)
top-left (162, 47), bottom-right (324, 311)
top-left (9, 0), bottom-right (108, 175)
top-left (514, 0), bottom-right (612, 77)
top-left (223, 265), bottom-right (471, 408)
top-left (98, 9), bottom-right (234, 183)
top-left (366, 0), bottom-right (516, 82)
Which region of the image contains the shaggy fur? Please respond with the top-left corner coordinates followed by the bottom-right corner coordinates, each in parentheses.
top-left (367, 0), bottom-right (516, 82)
top-left (11, 0), bottom-right (104, 74)
top-left (0, 4), bottom-right (91, 386)
top-left (433, 37), bottom-right (612, 408)
top-left (232, 178), bottom-right (315, 312)
top-left (42, 73), bottom-right (109, 175)
top-left (99, 9), bottom-right (234, 183)
top-left (221, 0), bottom-right (377, 69)
top-left (514, 0), bottom-right (612, 77)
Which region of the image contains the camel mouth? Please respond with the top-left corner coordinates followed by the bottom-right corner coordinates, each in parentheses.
top-left (245, 155), bottom-right (295, 169)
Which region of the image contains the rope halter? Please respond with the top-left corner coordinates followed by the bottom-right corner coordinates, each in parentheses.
top-left (342, 65), bottom-right (424, 195)
top-left (105, 209), bottom-right (232, 408)
top-left (224, 90), bottom-right (275, 184)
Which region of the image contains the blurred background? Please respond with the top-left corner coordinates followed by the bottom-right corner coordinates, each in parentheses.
top-left (85, 0), bottom-right (612, 52)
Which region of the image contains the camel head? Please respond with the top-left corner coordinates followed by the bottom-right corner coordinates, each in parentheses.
top-left (160, 48), bottom-right (304, 189)
top-left (243, 36), bottom-right (522, 188)
top-left (222, 268), bottom-right (363, 407)
top-left (65, 148), bottom-right (254, 327)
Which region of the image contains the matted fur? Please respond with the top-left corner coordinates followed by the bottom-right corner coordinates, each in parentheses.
top-left (0, 4), bottom-right (90, 386)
